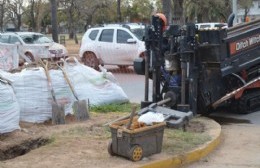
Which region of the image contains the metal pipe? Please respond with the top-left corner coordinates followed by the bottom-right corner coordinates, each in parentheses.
top-left (144, 51), bottom-right (150, 101)
top-left (232, 0), bottom-right (237, 25)
top-left (181, 63), bottom-right (186, 104)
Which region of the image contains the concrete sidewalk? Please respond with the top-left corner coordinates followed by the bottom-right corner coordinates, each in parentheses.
top-left (184, 124), bottom-right (260, 168)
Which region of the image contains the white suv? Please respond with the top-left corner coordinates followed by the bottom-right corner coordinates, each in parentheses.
top-left (0, 32), bottom-right (68, 62)
top-left (195, 23), bottom-right (228, 30)
top-left (79, 25), bottom-right (145, 69)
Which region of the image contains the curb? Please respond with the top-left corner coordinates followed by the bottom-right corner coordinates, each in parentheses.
top-left (140, 118), bottom-right (221, 168)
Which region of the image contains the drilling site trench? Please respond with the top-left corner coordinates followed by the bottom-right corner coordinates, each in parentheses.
top-left (0, 137), bottom-right (50, 161)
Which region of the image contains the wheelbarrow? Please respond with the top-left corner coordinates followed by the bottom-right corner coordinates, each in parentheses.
top-left (107, 115), bottom-right (166, 161)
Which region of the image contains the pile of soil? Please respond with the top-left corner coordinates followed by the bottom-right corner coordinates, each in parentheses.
top-left (0, 113), bottom-right (210, 168)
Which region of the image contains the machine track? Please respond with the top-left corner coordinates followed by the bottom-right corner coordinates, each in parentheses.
top-left (238, 89), bottom-right (260, 114)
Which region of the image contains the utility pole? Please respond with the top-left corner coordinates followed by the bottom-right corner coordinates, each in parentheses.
top-left (232, 0), bottom-right (237, 24)
top-left (50, 0), bottom-right (58, 42)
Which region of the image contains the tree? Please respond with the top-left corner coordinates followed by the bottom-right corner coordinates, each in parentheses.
top-left (184, 0), bottom-right (232, 23)
top-left (172, 0), bottom-right (184, 24)
top-left (59, 0), bottom-right (76, 39)
top-left (238, 0), bottom-right (253, 22)
top-left (122, 0), bottom-right (155, 23)
top-left (50, 0), bottom-right (58, 42)
top-left (162, 0), bottom-right (172, 25)
top-left (0, 0), bottom-right (6, 31)
top-left (117, 0), bottom-right (121, 22)
top-left (5, 0), bottom-right (25, 31)
top-left (20, 0), bottom-right (48, 32)
top-left (77, 0), bottom-right (109, 29)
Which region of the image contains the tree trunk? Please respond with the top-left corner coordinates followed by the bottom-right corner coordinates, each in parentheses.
top-left (117, 0), bottom-right (121, 22)
top-left (172, 0), bottom-right (184, 25)
top-left (50, 0), bottom-right (58, 43)
top-left (162, 0), bottom-right (172, 25)
top-left (30, 0), bottom-right (36, 31)
top-left (84, 15), bottom-right (93, 31)
top-left (17, 14), bottom-right (22, 31)
top-left (74, 34), bottom-right (78, 44)
top-left (243, 8), bottom-right (249, 22)
top-left (0, 3), bottom-right (4, 32)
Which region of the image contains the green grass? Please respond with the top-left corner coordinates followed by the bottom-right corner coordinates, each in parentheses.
top-left (163, 128), bottom-right (211, 154)
top-left (90, 102), bottom-right (141, 113)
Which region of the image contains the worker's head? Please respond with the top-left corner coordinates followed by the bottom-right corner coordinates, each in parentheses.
top-left (155, 13), bottom-right (167, 31)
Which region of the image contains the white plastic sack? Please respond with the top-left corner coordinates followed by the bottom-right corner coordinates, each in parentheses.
top-left (0, 80), bottom-right (20, 134)
top-left (99, 65), bottom-right (118, 84)
top-left (63, 58), bottom-right (129, 106)
top-left (1, 68), bottom-right (73, 123)
top-left (138, 112), bottom-right (165, 125)
top-left (0, 43), bottom-right (19, 71)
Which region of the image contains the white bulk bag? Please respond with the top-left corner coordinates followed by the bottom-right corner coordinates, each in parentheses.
top-left (0, 80), bottom-right (20, 134)
top-left (63, 58), bottom-right (129, 106)
top-left (3, 67), bottom-right (73, 123)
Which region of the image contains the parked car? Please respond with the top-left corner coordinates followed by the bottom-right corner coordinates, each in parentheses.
top-left (0, 32), bottom-right (68, 62)
top-left (122, 23), bottom-right (145, 40)
top-left (79, 25), bottom-right (146, 69)
top-left (195, 22), bottom-right (228, 30)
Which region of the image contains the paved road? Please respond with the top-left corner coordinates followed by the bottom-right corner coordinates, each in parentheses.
top-left (108, 66), bottom-right (260, 168)
top-left (104, 66), bottom-right (152, 103)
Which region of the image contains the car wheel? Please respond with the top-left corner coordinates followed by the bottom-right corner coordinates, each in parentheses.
top-left (25, 52), bottom-right (35, 62)
top-left (82, 51), bottom-right (99, 70)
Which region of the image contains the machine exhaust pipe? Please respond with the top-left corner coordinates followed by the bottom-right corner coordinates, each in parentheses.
top-left (227, 13), bottom-right (235, 27)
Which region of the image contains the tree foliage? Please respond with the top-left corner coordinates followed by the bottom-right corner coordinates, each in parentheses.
top-left (182, 0), bottom-right (232, 23)
top-left (0, 0), bottom-right (254, 34)
top-left (5, 0), bottom-right (25, 31)
top-left (238, 0), bottom-right (253, 21)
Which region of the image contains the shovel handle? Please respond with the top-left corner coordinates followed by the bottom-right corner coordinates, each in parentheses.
top-left (126, 105), bottom-right (137, 130)
top-left (57, 63), bottom-right (79, 100)
top-left (39, 59), bottom-right (57, 102)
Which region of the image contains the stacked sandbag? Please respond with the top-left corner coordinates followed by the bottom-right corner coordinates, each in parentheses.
top-left (63, 58), bottom-right (129, 106)
top-left (0, 58), bottom-right (129, 124)
top-left (1, 67), bottom-right (73, 123)
top-left (0, 78), bottom-right (20, 133)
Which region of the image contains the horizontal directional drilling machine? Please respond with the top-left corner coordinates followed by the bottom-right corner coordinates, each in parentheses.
top-left (134, 14), bottom-right (260, 125)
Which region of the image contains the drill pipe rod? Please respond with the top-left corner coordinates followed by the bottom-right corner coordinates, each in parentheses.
top-left (103, 98), bottom-right (171, 126)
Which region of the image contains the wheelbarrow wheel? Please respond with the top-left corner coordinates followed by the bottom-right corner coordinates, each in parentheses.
top-left (128, 145), bottom-right (143, 161)
top-left (107, 140), bottom-right (115, 156)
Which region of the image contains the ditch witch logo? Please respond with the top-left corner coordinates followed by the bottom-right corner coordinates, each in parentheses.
top-left (229, 33), bottom-right (260, 55)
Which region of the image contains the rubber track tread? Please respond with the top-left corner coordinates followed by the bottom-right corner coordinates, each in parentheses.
top-left (239, 90), bottom-right (260, 114)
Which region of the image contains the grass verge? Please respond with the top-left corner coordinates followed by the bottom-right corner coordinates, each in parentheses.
top-left (90, 102), bottom-right (141, 113)
top-left (163, 128), bottom-right (211, 155)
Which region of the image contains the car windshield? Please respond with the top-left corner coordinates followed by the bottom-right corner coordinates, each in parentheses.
top-left (131, 28), bottom-right (145, 40)
top-left (20, 34), bottom-right (53, 44)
